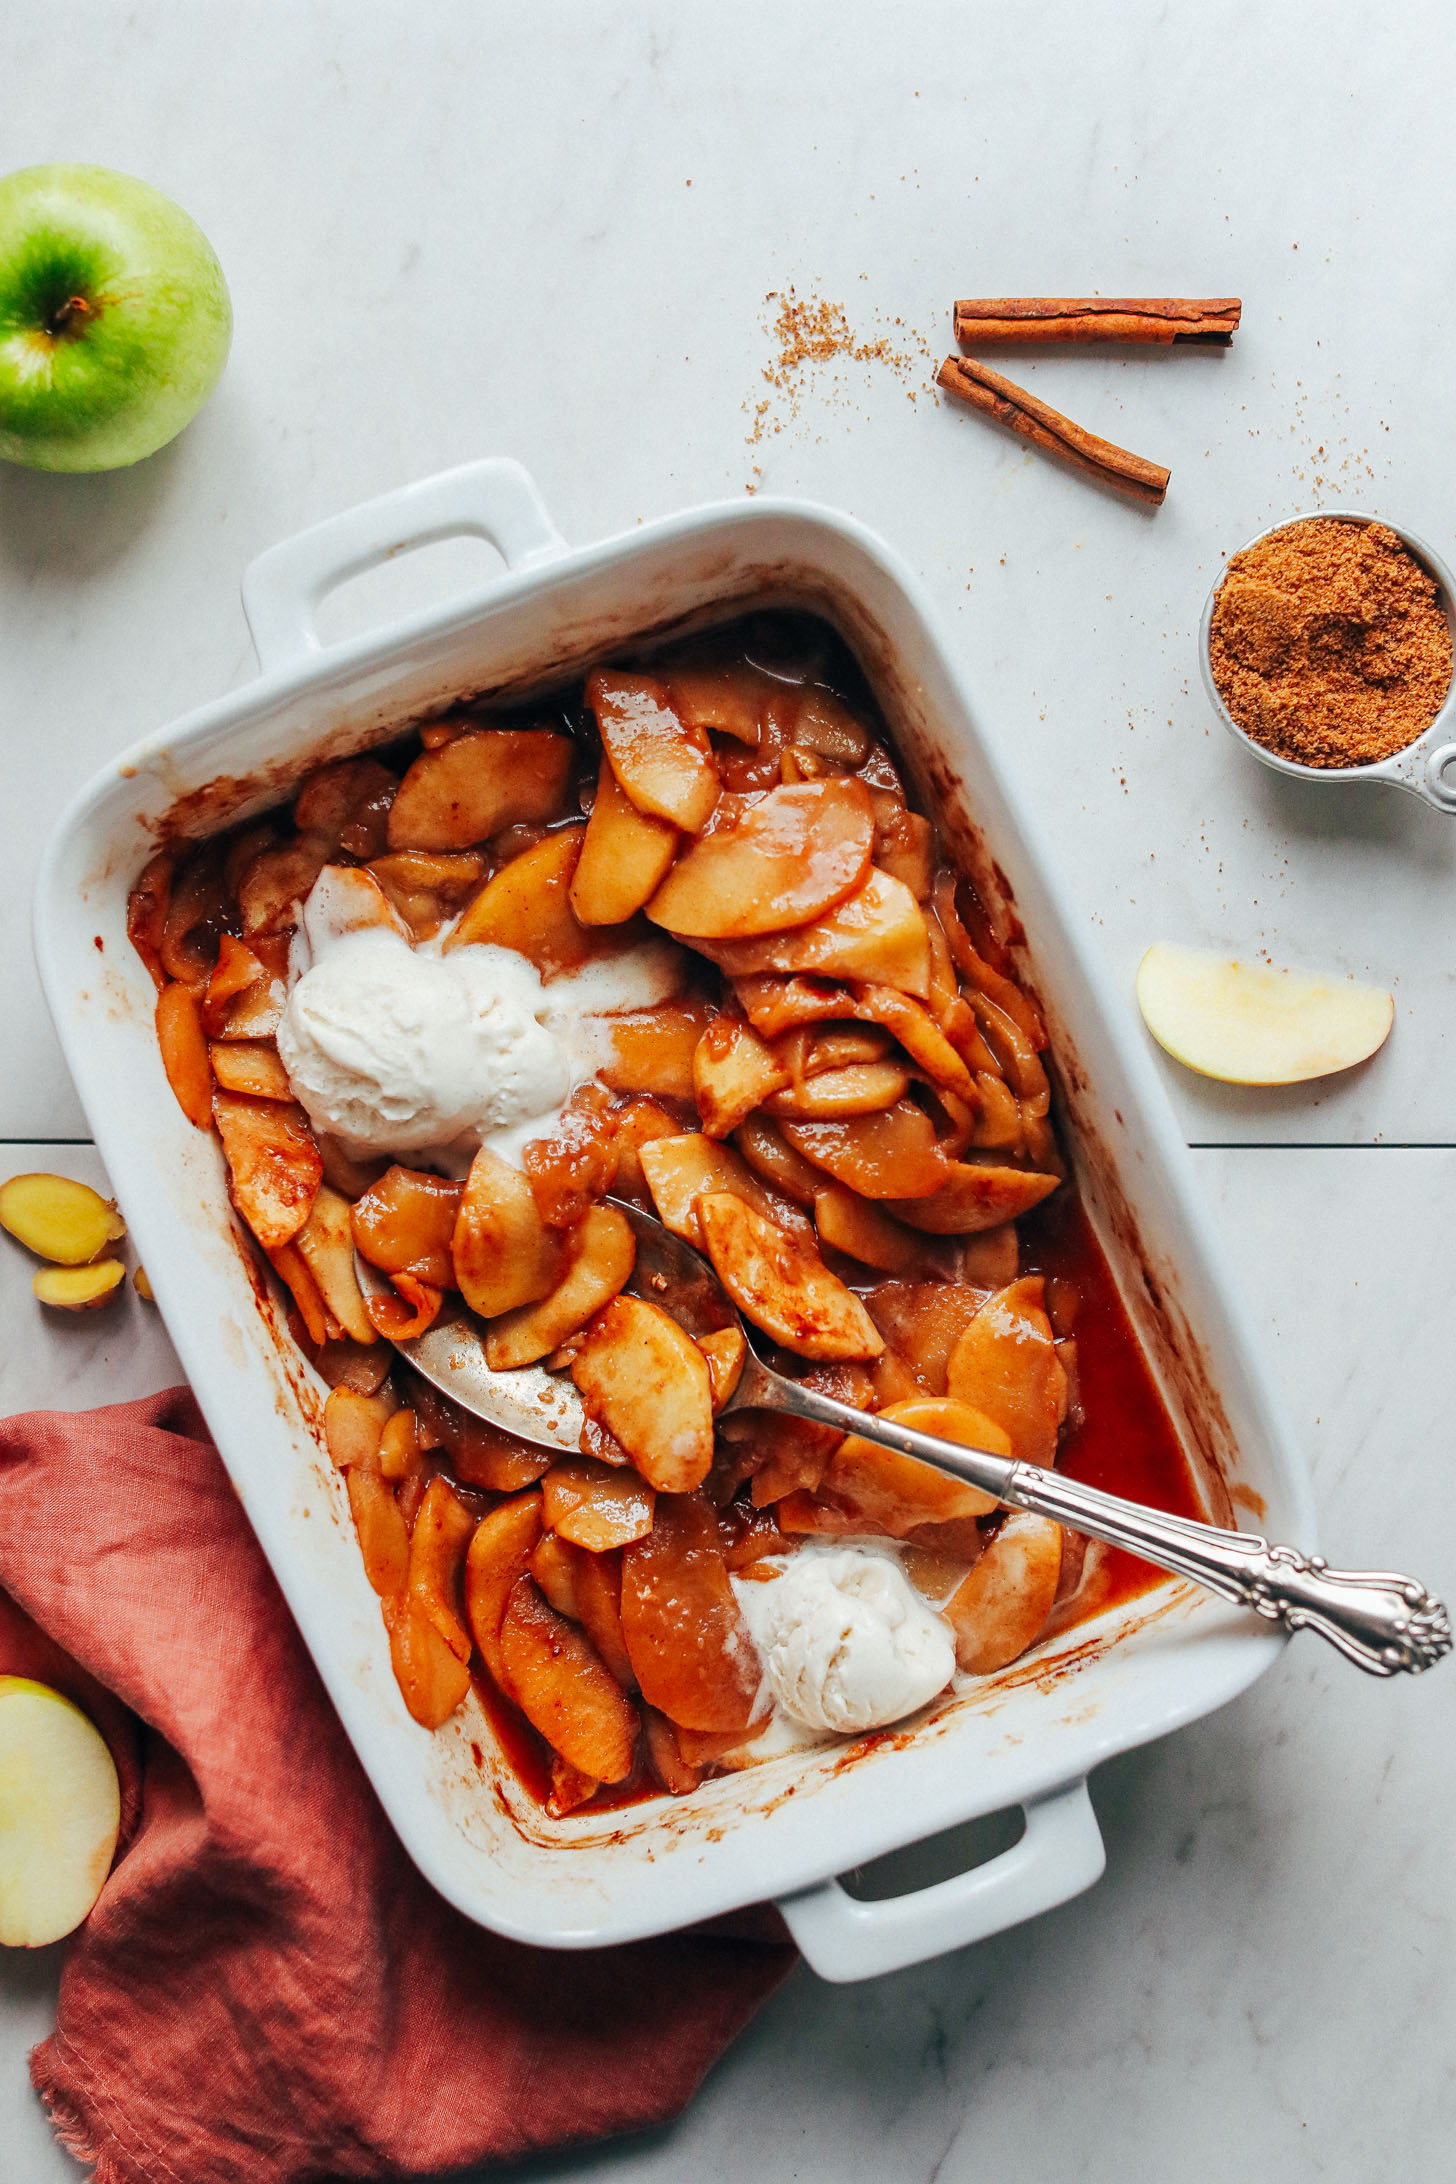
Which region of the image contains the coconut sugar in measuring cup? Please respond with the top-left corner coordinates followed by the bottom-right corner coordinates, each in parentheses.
top-left (1199, 509), bottom-right (1456, 813)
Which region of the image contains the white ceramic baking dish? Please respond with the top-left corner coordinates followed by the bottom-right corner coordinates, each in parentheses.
top-left (34, 459), bottom-right (1313, 1983)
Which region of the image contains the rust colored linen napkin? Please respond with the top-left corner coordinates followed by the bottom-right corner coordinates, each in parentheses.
top-left (0, 1389), bottom-right (794, 2184)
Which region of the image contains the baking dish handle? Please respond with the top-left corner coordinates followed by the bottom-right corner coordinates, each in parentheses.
top-left (774, 1777), bottom-right (1105, 1984)
top-left (241, 458), bottom-right (568, 673)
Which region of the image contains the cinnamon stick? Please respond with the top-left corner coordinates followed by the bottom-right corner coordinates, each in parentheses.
top-left (936, 356), bottom-right (1170, 504)
top-left (953, 297), bottom-right (1241, 347)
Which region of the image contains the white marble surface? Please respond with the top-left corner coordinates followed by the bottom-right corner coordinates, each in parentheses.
top-left (3, 5), bottom-right (1455, 2181)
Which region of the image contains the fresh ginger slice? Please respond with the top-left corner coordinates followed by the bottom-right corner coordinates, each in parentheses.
top-left (32, 1261), bottom-right (125, 1311)
top-left (155, 982), bottom-right (214, 1128)
top-left (0, 1174), bottom-right (125, 1265)
top-left (0, 1678), bottom-right (121, 1946)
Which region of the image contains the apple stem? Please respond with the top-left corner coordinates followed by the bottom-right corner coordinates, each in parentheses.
top-left (46, 295), bottom-right (93, 339)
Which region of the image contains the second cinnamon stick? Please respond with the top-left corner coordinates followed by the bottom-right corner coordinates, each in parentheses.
top-left (954, 296), bottom-right (1241, 346)
top-left (936, 356), bottom-right (1170, 504)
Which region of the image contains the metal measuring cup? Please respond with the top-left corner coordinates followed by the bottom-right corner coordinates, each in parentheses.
top-left (1198, 507), bottom-right (1456, 814)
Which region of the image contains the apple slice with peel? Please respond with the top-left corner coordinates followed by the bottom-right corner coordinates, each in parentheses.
top-left (1136, 944), bottom-right (1395, 1085)
top-left (0, 1678), bottom-right (121, 1946)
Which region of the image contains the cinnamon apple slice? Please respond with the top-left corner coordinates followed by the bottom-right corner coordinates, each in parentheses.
top-left (645, 779), bottom-right (874, 937)
top-left (886, 1160), bottom-right (1058, 1233)
top-left (464, 1491), bottom-right (543, 1689)
top-left (945, 1276), bottom-right (1067, 1466)
top-left (587, 668), bottom-right (721, 832)
top-left (387, 728), bottom-right (573, 851)
top-left (1136, 943), bottom-right (1395, 1084)
top-left (620, 1493), bottom-right (759, 1731)
top-left (483, 1203), bottom-right (635, 1369)
top-left (499, 1576), bottom-right (640, 1782)
top-left (692, 1016), bottom-right (791, 1139)
top-left (697, 869), bottom-right (932, 998)
top-left (452, 1146), bottom-right (568, 1318)
top-left (696, 1191), bottom-right (883, 1361)
top-left (945, 1511), bottom-right (1063, 1674)
top-left (570, 758), bottom-right (680, 924)
top-left (352, 1165), bottom-right (464, 1288)
top-left (569, 1297), bottom-right (715, 1492)
top-left (541, 1454), bottom-right (656, 1549)
top-left (381, 1595), bottom-right (471, 1729)
top-left (779, 1102), bottom-right (948, 1200)
top-left (212, 1090), bottom-right (322, 1250)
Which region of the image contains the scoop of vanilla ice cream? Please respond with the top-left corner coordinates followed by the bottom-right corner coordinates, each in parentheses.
top-left (277, 925), bottom-right (570, 1159)
top-left (733, 1546), bottom-right (955, 1734)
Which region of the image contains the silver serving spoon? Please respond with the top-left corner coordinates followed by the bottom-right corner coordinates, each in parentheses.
top-left (358, 1206), bottom-right (1451, 1678)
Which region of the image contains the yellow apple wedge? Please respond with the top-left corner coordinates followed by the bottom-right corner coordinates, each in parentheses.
top-left (1136, 944), bottom-right (1394, 1085)
top-left (0, 1678), bottom-right (121, 1947)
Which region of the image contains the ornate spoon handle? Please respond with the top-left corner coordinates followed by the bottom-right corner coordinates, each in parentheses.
top-left (744, 1364), bottom-right (1452, 1678)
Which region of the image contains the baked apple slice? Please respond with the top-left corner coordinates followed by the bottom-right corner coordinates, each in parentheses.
top-left (645, 779), bottom-right (874, 938)
top-left (698, 1324), bottom-right (746, 1410)
top-left (483, 1203), bottom-right (635, 1368)
top-left (387, 728), bottom-right (573, 852)
top-left (411, 1378), bottom-right (552, 1492)
top-left (406, 1476), bottom-right (478, 1662)
top-left (343, 1467), bottom-right (411, 1598)
top-left (620, 1493), bottom-right (760, 1731)
top-left (294, 756), bottom-right (397, 854)
top-left (570, 757), bottom-right (680, 924)
top-left (698, 870), bottom-right (931, 998)
top-left (208, 1039), bottom-right (294, 1102)
top-left (768, 1060), bottom-right (911, 1120)
top-left (945, 1276), bottom-right (1068, 1466)
top-left (569, 1297), bottom-right (716, 1492)
top-left (812, 1183), bottom-right (941, 1276)
top-left (571, 1547), bottom-right (636, 1689)
top-left (155, 982), bottom-right (213, 1129)
top-left (587, 668), bottom-right (721, 832)
top-left (499, 1576), bottom-right (639, 1783)
top-left (692, 1016), bottom-right (791, 1139)
top-left (464, 1490), bottom-right (543, 1689)
top-left (696, 1192), bottom-right (883, 1361)
top-left (294, 1184), bottom-right (376, 1343)
top-left (444, 824), bottom-right (600, 976)
top-left (945, 1511), bottom-right (1063, 1674)
top-left (213, 1090), bottom-right (322, 1251)
top-left (886, 1161), bottom-right (1059, 1233)
top-left (778, 1102), bottom-right (948, 1200)
top-left (542, 1455), bottom-right (655, 1549)
top-left (638, 1132), bottom-right (812, 1247)
top-left (599, 998), bottom-right (713, 1101)
top-left (381, 1594), bottom-right (471, 1728)
top-left (351, 1166), bottom-right (464, 1288)
top-left (820, 1399), bottom-right (1007, 1529)
top-left (452, 1146), bottom-right (568, 1317)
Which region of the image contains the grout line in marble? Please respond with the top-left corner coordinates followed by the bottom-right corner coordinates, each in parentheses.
top-left (1186, 1140), bottom-right (1456, 1150)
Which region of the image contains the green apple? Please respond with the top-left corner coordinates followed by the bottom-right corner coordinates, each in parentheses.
top-left (0, 1676), bottom-right (121, 1947)
top-left (0, 163), bottom-right (231, 472)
